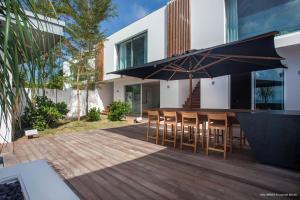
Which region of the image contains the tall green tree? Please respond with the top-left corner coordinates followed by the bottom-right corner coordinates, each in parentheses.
top-left (56, 0), bottom-right (115, 122)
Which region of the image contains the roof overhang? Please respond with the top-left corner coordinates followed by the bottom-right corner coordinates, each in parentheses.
top-left (0, 10), bottom-right (65, 53)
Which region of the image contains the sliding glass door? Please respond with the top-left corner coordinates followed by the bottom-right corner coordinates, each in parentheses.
top-left (125, 84), bottom-right (141, 114)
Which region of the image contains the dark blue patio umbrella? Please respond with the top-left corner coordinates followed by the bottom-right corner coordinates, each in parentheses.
top-left (108, 31), bottom-right (286, 109)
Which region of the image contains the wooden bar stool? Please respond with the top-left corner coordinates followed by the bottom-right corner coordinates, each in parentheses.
top-left (146, 111), bottom-right (161, 144)
top-left (199, 115), bottom-right (207, 150)
top-left (230, 123), bottom-right (246, 150)
top-left (180, 112), bottom-right (199, 153)
top-left (206, 113), bottom-right (231, 159)
top-left (162, 111), bottom-right (180, 149)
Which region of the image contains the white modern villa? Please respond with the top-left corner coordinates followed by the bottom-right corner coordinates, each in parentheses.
top-left (95, 0), bottom-right (300, 115)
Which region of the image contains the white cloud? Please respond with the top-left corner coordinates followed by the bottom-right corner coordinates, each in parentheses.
top-left (132, 3), bottom-right (150, 19)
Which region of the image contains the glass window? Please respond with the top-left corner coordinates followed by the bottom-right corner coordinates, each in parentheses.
top-left (255, 69), bottom-right (284, 110)
top-left (225, 0), bottom-right (238, 42)
top-left (117, 32), bottom-right (147, 70)
top-left (226, 1), bottom-right (287, 110)
top-left (226, 0), bottom-right (300, 40)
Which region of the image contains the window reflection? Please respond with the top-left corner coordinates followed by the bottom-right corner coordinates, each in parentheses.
top-left (255, 69), bottom-right (284, 110)
top-left (238, 0), bottom-right (300, 39)
top-left (117, 32), bottom-right (147, 70)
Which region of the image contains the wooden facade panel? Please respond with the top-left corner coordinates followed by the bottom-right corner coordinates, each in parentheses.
top-left (95, 43), bottom-right (104, 81)
top-left (167, 0), bottom-right (191, 57)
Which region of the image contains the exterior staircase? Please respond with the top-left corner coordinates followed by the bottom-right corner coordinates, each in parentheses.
top-left (183, 81), bottom-right (200, 109)
top-left (101, 106), bottom-right (109, 115)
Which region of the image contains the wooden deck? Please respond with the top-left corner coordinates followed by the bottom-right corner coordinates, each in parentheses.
top-left (3, 124), bottom-right (300, 200)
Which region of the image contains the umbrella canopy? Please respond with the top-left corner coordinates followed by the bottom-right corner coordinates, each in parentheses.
top-left (108, 31), bottom-right (286, 109)
top-left (108, 31), bottom-right (285, 80)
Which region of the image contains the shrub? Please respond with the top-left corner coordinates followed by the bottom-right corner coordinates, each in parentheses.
top-left (41, 106), bottom-right (62, 125)
top-left (21, 96), bottom-right (68, 130)
top-left (56, 102), bottom-right (69, 116)
top-left (88, 107), bottom-right (101, 121)
top-left (32, 116), bottom-right (47, 131)
top-left (108, 101), bottom-right (131, 121)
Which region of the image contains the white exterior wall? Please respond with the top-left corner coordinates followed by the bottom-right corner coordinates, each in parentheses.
top-left (190, 0), bottom-right (228, 109)
top-left (190, 0), bottom-right (226, 50)
top-left (277, 45), bottom-right (300, 110)
top-left (275, 32), bottom-right (300, 110)
top-left (160, 80), bottom-right (180, 108)
top-left (103, 7), bottom-right (166, 81)
top-left (201, 77), bottom-right (230, 109)
top-left (160, 79), bottom-right (199, 108)
top-left (281, 47), bottom-right (300, 110)
top-left (0, 113), bottom-right (12, 143)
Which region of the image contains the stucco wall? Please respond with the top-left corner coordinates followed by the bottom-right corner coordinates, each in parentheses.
top-left (160, 80), bottom-right (180, 108)
top-left (190, 0), bottom-right (225, 50)
top-left (201, 76), bottom-right (230, 109)
top-left (190, 0), bottom-right (228, 109)
top-left (277, 45), bottom-right (300, 111)
top-left (103, 6), bottom-right (166, 81)
top-left (0, 111), bottom-right (12, 143)
top-left (275, 32), bottom-right (300, 111)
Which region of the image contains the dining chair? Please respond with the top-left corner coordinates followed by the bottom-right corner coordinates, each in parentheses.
top-left (146, 110), bottom-right (161, 144)
top-left (162, 111), bottom-right (180, 148)
top-left (180, 112), bottom-right (200, 153)
top-left (206, 113), bottom-right (232, 159)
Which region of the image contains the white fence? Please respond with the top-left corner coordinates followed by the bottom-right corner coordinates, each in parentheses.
top-left (0, 83), bottom-right (113, 143)
top-left (25, 84), bottom-right (113, 118)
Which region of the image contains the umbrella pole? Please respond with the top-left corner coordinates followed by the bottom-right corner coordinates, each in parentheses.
top-left (189, 74), bottom-right (192, 110)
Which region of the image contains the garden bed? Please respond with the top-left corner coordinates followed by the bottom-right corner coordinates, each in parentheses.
top-left (38, 115), bottom-right (134, 136)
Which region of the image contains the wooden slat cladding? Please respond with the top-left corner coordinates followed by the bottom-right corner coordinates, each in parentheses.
top-left (95, 43), bottom-right (104, 81)
top-left (167, 0), bottom-right (191, 57)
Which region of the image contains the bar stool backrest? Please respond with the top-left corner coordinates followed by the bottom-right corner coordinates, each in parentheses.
top-left (207, 113), bottom-right (228, 127)
top-left (163, 111), bottom-right (177, 122)
top-left (182, 112), bottom-right (198, 124)
top-left (148, 111), bottom-right (160, 122)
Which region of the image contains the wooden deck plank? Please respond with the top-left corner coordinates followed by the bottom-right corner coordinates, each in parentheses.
top-left (3, 125), bottom-right (300, 200)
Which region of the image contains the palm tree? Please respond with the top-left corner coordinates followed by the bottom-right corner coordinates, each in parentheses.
top-left (56, 0), bottom-right (115, 121)
top-left (0, 0), bottom-right (59, 148)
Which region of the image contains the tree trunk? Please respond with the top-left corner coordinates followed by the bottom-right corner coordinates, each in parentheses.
top-left (85, 82), bottom-right (89, 115)
top-left (76, 67), bottom-right (81, 122)
top-left (85, 42), bottom-right (92, 116)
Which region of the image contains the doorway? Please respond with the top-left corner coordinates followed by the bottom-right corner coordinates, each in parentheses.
top-left (125, 84), bottom-right (141, 114)
top-left (231, 73), bottom-right (252, 109)
top-left (142, 82), bottom-right (160, 114)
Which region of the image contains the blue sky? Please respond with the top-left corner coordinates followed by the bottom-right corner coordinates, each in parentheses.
top-left (101, 0), bottom-right (168, 36)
